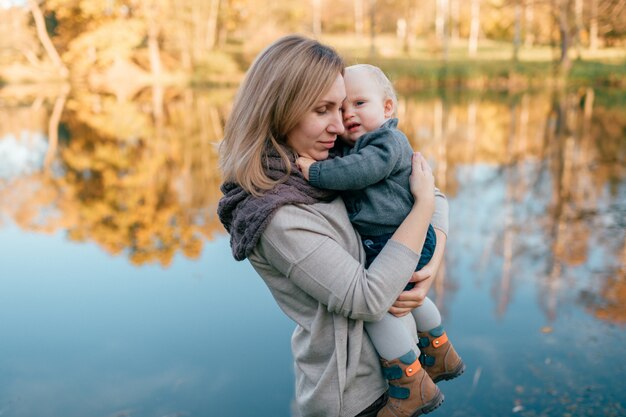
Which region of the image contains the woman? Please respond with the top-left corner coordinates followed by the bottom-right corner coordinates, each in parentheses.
top-left (217, 35), bottom-right (447, 417)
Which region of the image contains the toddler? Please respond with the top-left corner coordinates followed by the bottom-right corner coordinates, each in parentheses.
top-left (297, 64), bottom-right (465, 417)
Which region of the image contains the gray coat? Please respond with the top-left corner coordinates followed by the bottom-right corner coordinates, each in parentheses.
top-left (249, 198), bottom-right (425, 417)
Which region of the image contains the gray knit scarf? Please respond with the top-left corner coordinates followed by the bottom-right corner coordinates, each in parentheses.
top-left (217, 145), bottom-right (337, 261)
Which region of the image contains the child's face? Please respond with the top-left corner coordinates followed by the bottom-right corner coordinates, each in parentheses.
top-left (340, 69), bottom-right (394, 145)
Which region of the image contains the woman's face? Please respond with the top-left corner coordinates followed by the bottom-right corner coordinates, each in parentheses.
top-left (286, 74), bottom-right (346, 161)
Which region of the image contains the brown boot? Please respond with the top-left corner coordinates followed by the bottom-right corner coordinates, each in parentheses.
top-left (377, 350), bottom-right (444, 417)
top-left (417, 326), bottom-right (465, 383)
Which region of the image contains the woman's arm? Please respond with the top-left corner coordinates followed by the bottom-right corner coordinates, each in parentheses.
top-left (388, 153), bottom-right (435, 253)
top-left (430, 187), bottom-right (449, 236)
top-left (389, 228), bottom-right (446, 316)
top-left (390, 181), bottom-right (449, 316)
top-left (256, 153), bottom-right (435, 322)
top-left (257, 206), bottom-right (421, 322)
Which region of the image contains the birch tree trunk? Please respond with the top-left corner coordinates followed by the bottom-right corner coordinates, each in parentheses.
top-left (436, 0), bottom-right (449, 60)
top-left (513, 1), bottom-right (522, 61)
top-left (524, 0), bottom-right (535, 47)
top-left (206, 0), bottom-right (220, 50)
top-left (402, 1), bottom-right (417, 54)
top-left (28, 0), bottom-right (68, 78)
top-left (556, 0), bottom-right (572, 71)
top-left (450, 0), bottom-right (460, 41)
top-left (354, 0), bottom-right (364, 36)
top-left (368, 0), bottom-right (376, 56)
top-left (574, 0), bottom-right (583, 58)
top-left (313, 0), bottom-right (322, 37)
top-left (589, 0), bottom-right (598, 50)
top-left (468, 0), bottom-right (480, 57)
top-left (191, 2), bottom-right (202, 62)
top-left (436, 0), bottom-right (446, 44)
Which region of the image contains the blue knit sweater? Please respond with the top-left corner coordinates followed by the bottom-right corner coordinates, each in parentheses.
top-left (309, 118), bottom-right (446, 236)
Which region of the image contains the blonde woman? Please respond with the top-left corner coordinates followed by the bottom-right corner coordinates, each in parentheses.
top-left (218, 35), bottom-right (445, 417)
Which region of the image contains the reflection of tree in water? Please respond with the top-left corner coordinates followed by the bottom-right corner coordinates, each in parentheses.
top-left (587, 269), bottom-right (626, 324)
top-left (539, 87), bottom-right (625, 323)
top-left (0, 88), bottom-right (72, 233)
top-left (0, 87), bottom-right (232, 267)
top-left (56, 88), bottom-right (231, 266)
top-left (398, 88), bottom-right (625, 324)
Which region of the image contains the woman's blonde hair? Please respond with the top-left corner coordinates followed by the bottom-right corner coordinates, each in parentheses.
top-left (219, 35), bottom-right (345, 196)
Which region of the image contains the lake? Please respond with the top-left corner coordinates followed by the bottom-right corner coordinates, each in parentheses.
top-left (0, 83), bottom-right (624, 417)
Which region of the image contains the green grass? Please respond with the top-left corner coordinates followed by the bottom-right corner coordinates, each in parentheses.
top-left (320, 34), bottom-right (626, 90)
top-left (365, 58), bottom-right (625, 90)
top-left (568, 60), bottom-right (626, 85)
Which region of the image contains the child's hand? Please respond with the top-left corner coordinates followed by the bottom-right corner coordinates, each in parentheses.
top-left (296, 157), bottom-right (316, 180)
top-left (409, 152), bottom-right (435, 210)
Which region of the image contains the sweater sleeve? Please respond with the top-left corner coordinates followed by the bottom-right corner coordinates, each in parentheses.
top-left (257, 204), bottom-right (420, 322)
top-left (431, 186), bottom-right (449, 236)
top-left (308, 130), bottom-right (402, 191)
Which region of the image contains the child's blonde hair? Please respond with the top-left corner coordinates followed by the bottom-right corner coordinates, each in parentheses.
top-left (219, 35), bottom-right (345, 196)
top-left (346, 64), bottom-right (398, 116)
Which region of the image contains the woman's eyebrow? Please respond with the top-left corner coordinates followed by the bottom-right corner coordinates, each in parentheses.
top-left (317, 99), bottom-right (345, 106)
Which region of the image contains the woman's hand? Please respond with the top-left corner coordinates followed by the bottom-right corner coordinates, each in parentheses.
top-left (296, 156), bottom-right (315, 180)
top-left (409, 152), bottom-right (435, 210)
top-left (388, 273), bottom-right (433, 316)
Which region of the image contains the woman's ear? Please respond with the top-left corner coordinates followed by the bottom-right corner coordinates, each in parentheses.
top-left (384, 98), bottom-right (395, 118)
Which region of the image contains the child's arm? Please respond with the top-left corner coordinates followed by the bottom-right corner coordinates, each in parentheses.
top-left (299, 132), bottom-right (404, 190)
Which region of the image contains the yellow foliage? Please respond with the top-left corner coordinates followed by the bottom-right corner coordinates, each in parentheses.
top-left (63, 19), bottom-right (146, 74)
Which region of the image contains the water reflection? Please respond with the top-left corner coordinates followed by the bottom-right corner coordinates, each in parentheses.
top-left (1, 85), bottom-right (624, 319)
top-left (1, 86), bottom-right (231, 266)
top-left (394, 88), bottom-right (625, 325)
top-left (0, 83), bottom-right (624, 415)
